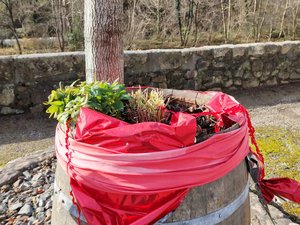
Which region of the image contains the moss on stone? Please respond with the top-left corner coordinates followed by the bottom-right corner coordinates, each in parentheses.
top-left (254, 126), bottom-right (300, 217)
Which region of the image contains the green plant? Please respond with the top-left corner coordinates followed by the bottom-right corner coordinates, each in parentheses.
top-left (127, 88), bottom-right (167, 123)
top-left (44, 80), bottom-right (130, 124)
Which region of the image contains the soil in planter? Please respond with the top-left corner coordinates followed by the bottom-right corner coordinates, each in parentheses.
top-left (124, 95), bottom-right (238, 144)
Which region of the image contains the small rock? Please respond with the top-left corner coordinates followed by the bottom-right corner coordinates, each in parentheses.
top-left (22, 171), bottom-right (31, 179)
top-left (3, 196), bottom-right (9, 204)
top-left (16, 215), bottom-right (29, 222)
top-left (19, 182), bottom-right (31, 191)
top-left (44, 201), bottom-right (52, 210)
top-left (13, 179), bottom-right (22, 188)
top-left (1, 184), bottom-right (10, 192)
top-left (10, 202), bottom-right (23, 211)
top-left (38, 199), bottom-right (46, 207)
top-left (36, 212), bottom-right (45, 221)
top-left (0, 107), bottom-right (24, 115)
top-left (44, 169), bottom-right (52, 175)
top-left (35, 207), bottom-right (45, 213)
top-left (43, 183), bottom-right (51, 190)
top-left (0, 203), bottom-right (8, 213)
top-left (22, 189), bottom-right (33, 195)
top-left (18, 204), bottom-right (33, 216)
top-left (0, 214), bottom-right (7, 222)
top-left (32, 173), bottom-right (43, 182)
top-left (31, 181), bottom-right (44, 188)
top-left (39, 192), bottom-right (50, 201)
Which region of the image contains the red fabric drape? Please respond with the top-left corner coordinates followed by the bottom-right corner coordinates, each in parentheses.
top-left (55, 91), bottom-right (300, 225)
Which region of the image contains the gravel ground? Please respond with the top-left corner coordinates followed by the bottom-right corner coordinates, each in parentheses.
top-left (227, 83), bottom-right (300, 131)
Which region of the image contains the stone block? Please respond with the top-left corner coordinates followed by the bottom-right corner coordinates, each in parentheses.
top-left (158, 82), bottom-right (168, 89)
top-left (196, 46), bottom-right (214, 59)
top-left (290, 72), bottom-right (300, 80)
top-left (271, 70), bottom-right (280, 77)
top-left (224, 79), bottom-right (233, 88)
top-left (252, 59), bottom-right (264, 72)
top-left (213, 46), bottom-right (232, 58)
top-left (253, 72), bottom-right (263, 78)
top-left (157, 51), bottom-right (183, 70)
top-left (184, 70), bottom-right (197, 79)
top-left (233, 79), bottom-right (242, 86)
top-left (248, 45), bottom-right (265, 56)
top-left (0, 56), bottom-right (14, 84)
top-left (152, 75), bottom-right (167, 83)
top-left (278, 72), bottom-right (290, 80)
top-left (264, 44), bottom-right (279, 54)
top-left (196, 59), bottom-right (210, 71)
top-left (281, 43), bottom-right (293, 54)
top-left (242, 78), bottom-right (260, 88)
top-left (234, 69), bottom-right (244, 78)
top-left (0, 107), bottom-right (24, 115)
top-left (124, 52), bottom-right (148, 67)
top-left (266, 77), bottom-right (278, 86)
top-left (0, 85), bottom-right (15, 106)
top-left (213, 62), bottom-right (227, 69)
top-left (232, 46), bottom-right (246, 57)
top-left (184, 80), bottom-right (195, 89)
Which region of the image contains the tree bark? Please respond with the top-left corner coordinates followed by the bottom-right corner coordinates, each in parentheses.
top-left (84, 0), bottom-right (124, 83)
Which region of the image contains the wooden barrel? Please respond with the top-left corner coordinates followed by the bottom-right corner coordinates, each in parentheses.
top-left (51, 89), bottom-right (250, 225)
top-left (51, 159), bottom-right (250, 225)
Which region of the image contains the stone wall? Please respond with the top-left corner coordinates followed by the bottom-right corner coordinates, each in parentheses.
top-left (1, 41), bottom-right (300, 114)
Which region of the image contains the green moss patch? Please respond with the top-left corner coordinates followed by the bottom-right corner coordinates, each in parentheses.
top-left (254, 126), bottom-right (300, 217)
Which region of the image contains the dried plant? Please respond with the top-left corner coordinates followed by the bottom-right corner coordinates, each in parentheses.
top-left (127, 88), bottom-right (167, 123)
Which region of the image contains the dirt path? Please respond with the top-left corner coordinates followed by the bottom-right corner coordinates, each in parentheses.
top-left (227, 83), bottom-right (300, 131)
top-left (0, 114), bottom-right (56, 167)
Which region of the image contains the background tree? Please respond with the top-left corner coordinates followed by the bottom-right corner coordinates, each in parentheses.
top-left (0, 0), bottom-right (22, 54)
top-left (1, 0), bottom-right (300, 55)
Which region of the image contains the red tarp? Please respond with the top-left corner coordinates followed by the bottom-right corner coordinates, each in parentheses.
top-left (55, 91), bottom-right (300, 225)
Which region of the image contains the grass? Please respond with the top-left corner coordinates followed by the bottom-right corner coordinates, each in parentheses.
top-left (254, 126), bottom-right (300, 217)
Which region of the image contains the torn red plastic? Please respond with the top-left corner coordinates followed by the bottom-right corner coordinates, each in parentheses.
top-left (55, 91), bottom-right (300, 225)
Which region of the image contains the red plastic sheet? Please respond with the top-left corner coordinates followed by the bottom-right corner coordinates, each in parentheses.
top-left (55, 91), bottom-right (300, 225)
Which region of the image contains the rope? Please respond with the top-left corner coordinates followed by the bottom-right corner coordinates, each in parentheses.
top-left (65, 120), bottom-right (82, 225)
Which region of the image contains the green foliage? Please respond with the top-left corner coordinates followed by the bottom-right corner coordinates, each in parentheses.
top-left (127, 88), bottom-right (166, 123)
top-left (44, 80), bottom-right (130, 124)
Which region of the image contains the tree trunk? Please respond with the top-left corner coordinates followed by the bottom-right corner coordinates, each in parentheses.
top-left (279, 0), bottom-right (289, 38)
top-left (3, 0), bottom-right (22, 54)
top-left (257, 0), bottom-right (269, 42)
top-left (84, 0), bottom-right (124, 83)
top-left (227, 0), bottom-right (232, 42)
top-left (220, 0), bottom-right (228, 43)
top-left (175, 0), bottom-right (184, 46)
top-left (292, 0), bottom-right (299, 40)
